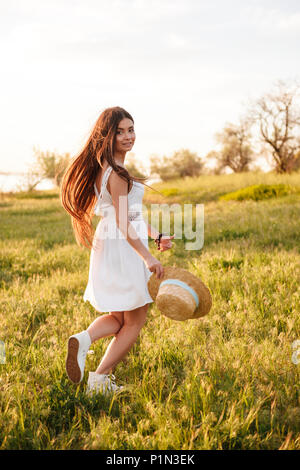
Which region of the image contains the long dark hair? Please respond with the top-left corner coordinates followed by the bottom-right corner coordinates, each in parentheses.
top-left (60, 106), bottom-right (161, 249)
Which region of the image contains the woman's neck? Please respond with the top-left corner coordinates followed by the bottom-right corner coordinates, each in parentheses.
top-left (114, 160), bottom-right (125, 168)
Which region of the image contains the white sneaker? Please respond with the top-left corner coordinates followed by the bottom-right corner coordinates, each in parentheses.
top-left (86, 371), bottom-right (124, 397)
top-left (66, 330), bottom-right (91, 383)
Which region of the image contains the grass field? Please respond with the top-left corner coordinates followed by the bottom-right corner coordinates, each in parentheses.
top-left (0, 170), bottom-right (299, 450)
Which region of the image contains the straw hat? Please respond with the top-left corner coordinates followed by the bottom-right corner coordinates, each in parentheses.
top-left (147, 266), bottom-right (212, 321)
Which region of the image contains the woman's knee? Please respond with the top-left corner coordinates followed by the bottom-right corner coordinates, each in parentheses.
top-left (109, 311), bottom-right (124, 329)
top-left (124, 304), bottom-right (149, 328)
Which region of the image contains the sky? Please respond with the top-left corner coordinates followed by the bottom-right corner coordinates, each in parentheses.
top-left (0, 0), bottom-right (300, 174)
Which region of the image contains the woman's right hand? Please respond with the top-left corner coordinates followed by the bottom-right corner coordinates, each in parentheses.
top-left (143, 254), bottom-right (164, 280)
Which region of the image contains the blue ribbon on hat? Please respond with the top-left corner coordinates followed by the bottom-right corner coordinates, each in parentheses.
top-left (160, 279), bottom-right (199, 307)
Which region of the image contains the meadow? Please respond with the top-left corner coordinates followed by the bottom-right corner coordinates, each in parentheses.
top-left (0, 170), bottom-right (299, 450)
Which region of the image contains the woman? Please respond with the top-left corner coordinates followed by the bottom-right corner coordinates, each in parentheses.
top-left (60, 106), bottom-right (175, 395)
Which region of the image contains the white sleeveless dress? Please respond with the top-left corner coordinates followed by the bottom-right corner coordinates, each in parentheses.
top-left (83, 165), bottom-right (154, 312)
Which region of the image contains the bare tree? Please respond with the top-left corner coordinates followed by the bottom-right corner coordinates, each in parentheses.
top-left (212, 118), bottom-right (255, 173)
top-left (249, 79), bottom-right (300, 173)
top-left (16, 165), bottom-right (43, 192)
top-left (32, 146), bottom-right (71, 188)
top-left (17, 147), bottom-right (71, 192)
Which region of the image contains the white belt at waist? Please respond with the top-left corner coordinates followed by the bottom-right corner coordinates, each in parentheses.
top-left (98, 208), bottom-right (143, 221)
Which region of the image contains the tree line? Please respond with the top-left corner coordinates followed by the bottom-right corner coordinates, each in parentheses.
top-left (24, 79), bottom-right (300, 190)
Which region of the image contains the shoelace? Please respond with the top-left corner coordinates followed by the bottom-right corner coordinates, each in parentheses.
top-left (88, 374), bottom-right (123, 395)
top-left (106, 374), bottom-right (122, 391)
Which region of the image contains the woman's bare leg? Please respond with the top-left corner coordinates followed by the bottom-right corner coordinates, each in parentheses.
top-left (95, 304), bottom-right (149, 375)
top-left (86, 311), bottom-right (124, 343)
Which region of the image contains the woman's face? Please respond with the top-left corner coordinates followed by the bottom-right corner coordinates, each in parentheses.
top-left (115, 118), bottom-right (136, 153)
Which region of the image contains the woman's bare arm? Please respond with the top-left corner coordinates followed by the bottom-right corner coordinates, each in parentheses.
top-left (145, 222), bottom-right (160, 240)
top-left (109, 171), bottom-right (152, 262)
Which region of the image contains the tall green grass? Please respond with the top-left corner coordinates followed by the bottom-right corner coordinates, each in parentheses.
top-left (0, 171), bottom-right (299, 450)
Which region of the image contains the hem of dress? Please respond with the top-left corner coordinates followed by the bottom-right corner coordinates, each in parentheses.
top-left (83, 296), bottom-right (154, 313)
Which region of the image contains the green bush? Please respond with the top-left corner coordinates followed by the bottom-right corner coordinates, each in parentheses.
top-left (219, 184), bottom-right (299, 201)
top-left (160, 188), bottom-right (179, 197)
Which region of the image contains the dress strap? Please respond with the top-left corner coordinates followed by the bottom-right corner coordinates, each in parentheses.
top-left (94, 166), bottom-right (113, 200)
